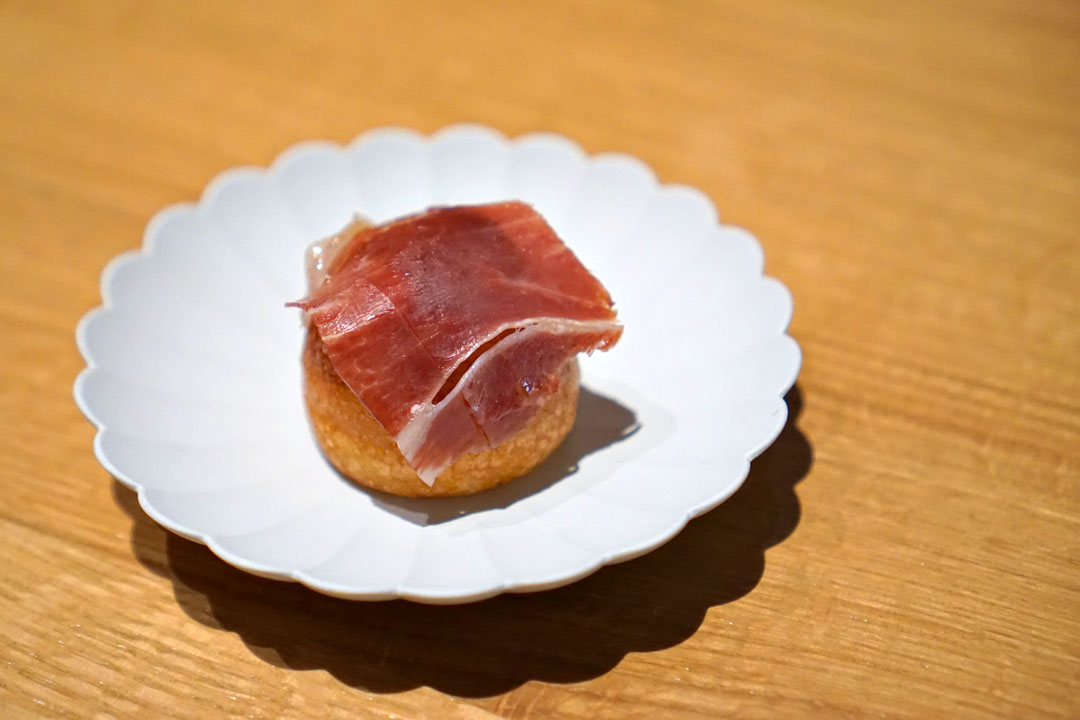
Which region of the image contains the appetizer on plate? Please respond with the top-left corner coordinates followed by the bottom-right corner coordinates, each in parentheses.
top-left (290, 202), bottom-right (622, 497)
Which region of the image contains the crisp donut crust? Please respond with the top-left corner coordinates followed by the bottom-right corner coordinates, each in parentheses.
top-left (303, 326), bottom-right (579, 497)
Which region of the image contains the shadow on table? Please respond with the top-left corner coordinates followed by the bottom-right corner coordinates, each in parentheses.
top-left (114, 386), bottom-right (811, 698)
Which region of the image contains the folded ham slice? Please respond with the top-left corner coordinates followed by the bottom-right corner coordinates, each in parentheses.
top-left (290, 202), bottom-right (622, 484)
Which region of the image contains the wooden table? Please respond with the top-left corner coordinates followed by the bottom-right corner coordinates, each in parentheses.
top-left (2, 1), bottom-right (1077, 717)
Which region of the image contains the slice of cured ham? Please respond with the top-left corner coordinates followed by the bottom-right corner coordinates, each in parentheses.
top-left (290, 202), bottom-right (622, 484)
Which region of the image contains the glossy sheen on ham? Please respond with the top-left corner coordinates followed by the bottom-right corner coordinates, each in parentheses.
top-left (290, 202), bottom-right (622, 483)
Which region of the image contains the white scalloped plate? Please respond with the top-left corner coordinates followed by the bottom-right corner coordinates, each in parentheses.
top-left (74, 124), bottom-right (799, 604)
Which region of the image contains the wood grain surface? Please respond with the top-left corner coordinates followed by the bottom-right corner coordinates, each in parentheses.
top-left (1, 1), bottom-right (1078, 718)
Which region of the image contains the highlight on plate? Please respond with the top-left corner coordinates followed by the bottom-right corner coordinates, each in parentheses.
top-left (288, 201), bottom-right (623, 498)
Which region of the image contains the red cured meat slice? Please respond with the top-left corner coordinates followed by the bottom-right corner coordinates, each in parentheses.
top-left (291, 202), bottom-right (622, 483)
top-left (398, 319), bottom-right (620, 478)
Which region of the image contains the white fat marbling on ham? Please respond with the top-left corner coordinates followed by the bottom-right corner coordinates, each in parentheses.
top-left (304, 215), bottom-right (372, 292)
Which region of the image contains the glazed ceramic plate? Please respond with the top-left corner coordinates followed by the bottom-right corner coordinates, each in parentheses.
top-left (74, 124), bottom-right (800, 603)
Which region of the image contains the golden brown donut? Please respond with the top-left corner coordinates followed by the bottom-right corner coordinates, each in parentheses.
top-left (303, 325), bottom-right (579, 497)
